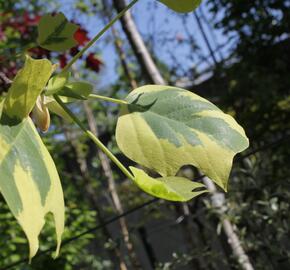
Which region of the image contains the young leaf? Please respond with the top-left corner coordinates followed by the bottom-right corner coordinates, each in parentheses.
top-left (158, 0), bottom-right (202, 13)
top-left (130, 167), bottom-right (208, 201)
top-left (37, 13), bottom-right (79, 52)
top-left (57, 81), bottom-right (93, 100)
top-left (46, 71), bottom-right (70, 95)
top-left (116, 85), bottom-right (249, 191)
top-left (1, 55), bottom-right (53, 123)
top-left (0, 115), bottom-right (64, 260)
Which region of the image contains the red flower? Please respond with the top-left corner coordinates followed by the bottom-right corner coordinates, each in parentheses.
top-left (70, 46), bottom-right (80, 57)
top-left (74, 28), bottom-right (90, 46)
top-left (59, 54), bottom-right (68, 68)
top-left (23, 12), bottom-right (41, 26)
top-left (86, 53), bottom-right (103, 73)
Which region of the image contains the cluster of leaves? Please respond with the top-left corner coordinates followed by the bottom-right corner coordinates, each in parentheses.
top-left (0, 9), bottom-right (102, 92)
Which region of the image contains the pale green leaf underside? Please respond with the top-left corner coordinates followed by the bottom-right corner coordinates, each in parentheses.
top-left (44, 81), bottom-right (93, 121)
top-left (0, 115), bottom-right (64, 259)
top-left (57, 81), bottom-right (93, 100)
top-left (130, 167), bottom-right (208, 201)
top-left (116, 85), bottom-right (249, 191)
top-left (37, 13), bottom-right (78, 51)
top-left (159, 0), bottom-right (202, 13)
top-left (2, 55), bottom-right (53, 123)
top-left (46, 72), bottom-right (70, 95)
top-left (44, 96), bottom-right (72, 122)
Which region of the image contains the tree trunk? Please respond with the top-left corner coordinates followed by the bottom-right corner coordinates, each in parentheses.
top-left (63, 124), bottom-right (128, 270)
top-left (111, 26), bottom-right (138, 89)
top-left (112, 0), bottom-right (165, 85)
top-left (83, 102), bottom-right (141, 269)
top-left (202, 177), bottom-right (254, 270)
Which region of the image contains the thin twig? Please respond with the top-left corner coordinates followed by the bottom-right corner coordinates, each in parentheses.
top-left (0, 72), bottom-right (12, 85)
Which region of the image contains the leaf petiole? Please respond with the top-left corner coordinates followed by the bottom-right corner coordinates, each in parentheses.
top-left (54, 94), bottom-right (135, 182)
top-left (62, 0), bottom-right (139, 73)
top-left (88, 94), bottom-right (128, 105)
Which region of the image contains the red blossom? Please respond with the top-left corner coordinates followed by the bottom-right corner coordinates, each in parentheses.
top-left (74, 28), bottom-right (90, 46)
top-left (23, 12), bottom-right (41, 26)
top-left (70, 46), bottom-right (80, 57)
top-left (59, 54), bottom-right (68, 68)
top-left (86, 53), bottom-right (103, 73)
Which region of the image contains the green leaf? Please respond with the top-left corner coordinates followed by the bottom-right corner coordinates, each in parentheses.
top-left (57, 81), bottom-right (93, 100)
top-left (0, 113), bottom-right (64, 259)
top-left (1, 55), bottom-right (53, 123)
top-left (158, 0), bottom-right (202, 13)
top-left (116, 85), bottom-right (249, 191)
top-left (130, 167), bottom-right (208, 201)
top-left (46, 72), bottom-right (70, 95)
top-left (37, 13), bottom-right (79, 52)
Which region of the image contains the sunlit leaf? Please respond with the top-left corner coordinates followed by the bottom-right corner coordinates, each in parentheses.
top-left (158, 0), bottom-right (202, 13)
top-left (37, 13), bottom-right (79, 51)
top-left (0, 109), bottom-right (64, 259)
top-left (1, 55), bottom-right (53, 123)
top-left (130, 167), bottom-right (208, 201)
top-left (116, 85), bottom-right (249, 191)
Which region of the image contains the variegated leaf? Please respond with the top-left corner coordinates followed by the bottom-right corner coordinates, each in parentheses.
top-left (1, 55), bottom-right (53, 123)
top-left (116, 85), bottom-right (249, 191)
top-left (158, 0), bottom-right (202, 13)
top-left (130, 167), bottom-right (208, 201)
top-left (0, 104), bottom-right (64, 260)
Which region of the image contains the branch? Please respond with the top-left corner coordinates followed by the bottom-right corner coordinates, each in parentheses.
top-left (0, 72), bottom-right (12, 85)
top-left (112, 0), bottom-right (165, 85)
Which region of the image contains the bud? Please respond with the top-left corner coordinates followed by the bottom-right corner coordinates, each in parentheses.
top-left (32, 95), bottom-right (50, 132)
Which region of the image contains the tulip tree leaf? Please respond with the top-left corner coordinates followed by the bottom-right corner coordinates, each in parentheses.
top-left (158, 0), bottom-right (202, 13)
top-left (37, 13), bottom-right (78, 51)
top-left (116, 85), bottom-right (249, 191)
top-left (0, 106), bottom-right (64, 259)
top-left (1, 55), bottom-right (53, 124)
top-left (130, 167), bottom-right (208, 201)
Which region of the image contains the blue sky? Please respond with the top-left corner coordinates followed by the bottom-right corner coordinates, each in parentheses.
top-left (56, 0), bottom-right (233, 89)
